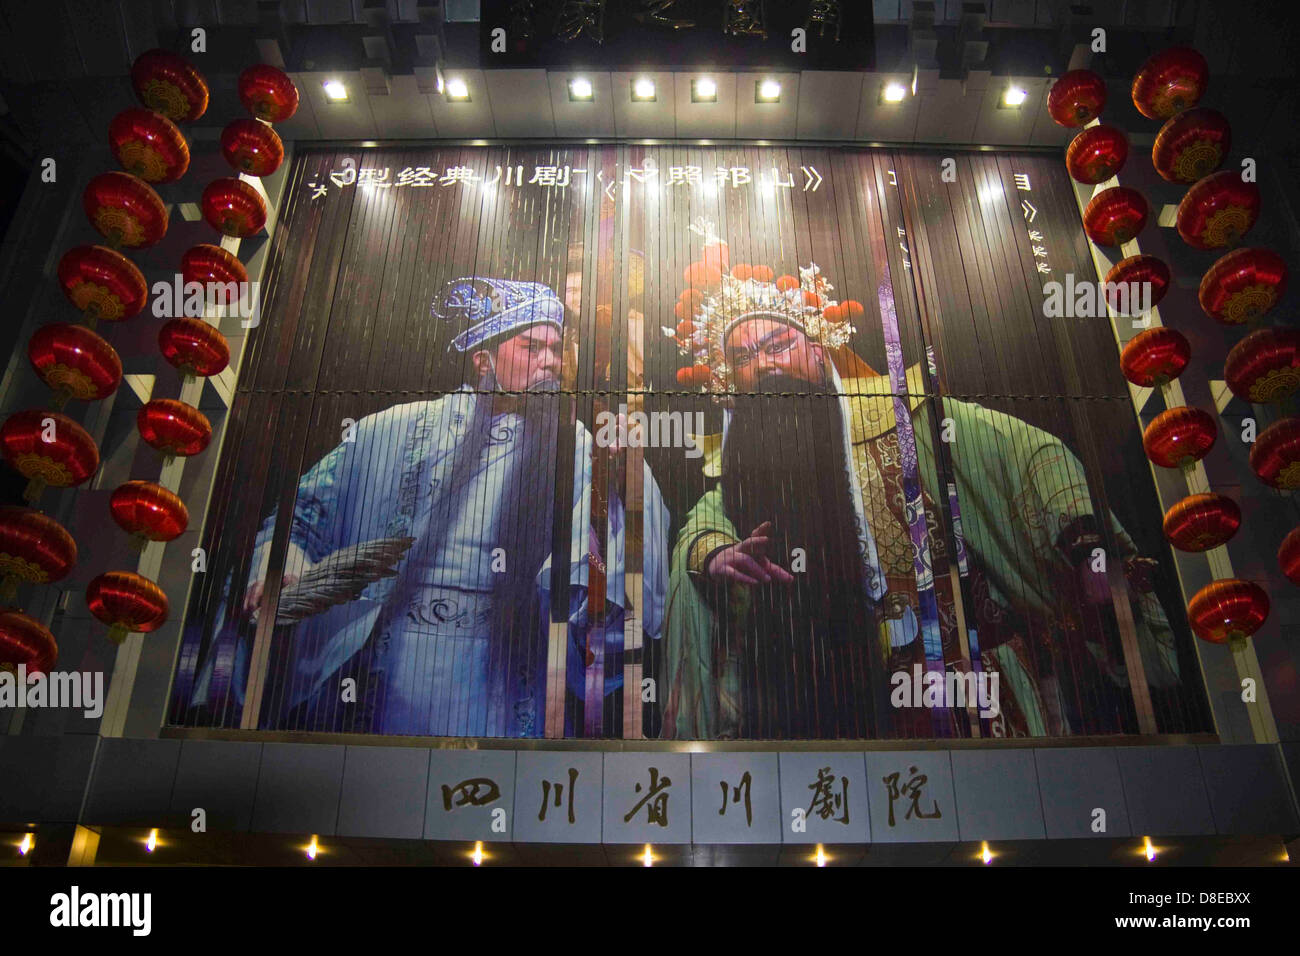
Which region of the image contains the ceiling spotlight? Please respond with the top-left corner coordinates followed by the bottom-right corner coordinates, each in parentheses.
top-left (980, 841), bottom-right (994, 864)
top-left (814, 845), bottom-right (827, 867)
top-left (1143, 836), bottom-right (1157, 862)
top-left (569, 77), bottom-right (594, 101)
top-left (306, 835), bottom-right (319, 861)
top-left (756, 79), bottom-right (781, 103)
top-left (642, 844), bottom-right (654, 867)
top-left (18, 833), bottom-right (32, 856)
top-left (882, 82), bottom-right (907, 103)
top-left (445, 77), bottom-right (470, 101)
top-left (146, 829), bottom-right (158, 853)
top-left (692, 77), bottom-right (718, 103)
top-left (1002, 86), bottom-right (1027, 107)
top-left (472, 841), bottom-right (485, 866)
top-left (632, 77), bottom-right (656, 102)
top-left (322, 80), bottom-right (348, 102)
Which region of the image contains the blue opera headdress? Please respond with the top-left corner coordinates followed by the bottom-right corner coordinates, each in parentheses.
top-left (433, 276), bottom-right (565, 352)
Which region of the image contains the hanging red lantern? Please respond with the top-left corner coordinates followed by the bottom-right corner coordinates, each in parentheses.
top-left (0, 507), bottom-right (77, 601)
top-left (237, 63), bottom-right (300, 123)
top-left (57, 245), bottom-right (148, 323)
top-left (1176, 171), bottom-right (1261, 250)
top-left (107, 108), bottom-right (190, 184)
top-left (1142, 406), bottom-right (1217, 469)
top-left (130, 49), bottom-right (209, 123)
top-left (27, 323), bottom-right (122, 407)
top-left (1198, 247), bottom-right (1288, 325)
top-left (137, 399), bottom-right (212, 458)
top-left (220, 118), bottom-right (284, 177)
top-left (0, 410), bottom-right (99, 501)
top-left (86, 571), bottom-right (168, 644)
top-left (1105, 255), bottom-right (1171, 315)
top-left (1186, 579), bottom-right (1269, 644)
top-left (1161, 493), bottom-right (1242, 552)
top-left (1279, 528), bottom-right (1300, 586)
top-left (0, 611), bottom-right (58, 675)
top-left (1224, 328), bottom-right (1300, 404)
top-left (1249, 417), bottom-right (1300, 489)
top-left (1120, 328), bottom-right (1190, 387)
top-left (83, 172), bottom-right (168, 249)
top-left (158, 318), bottom-right (230, 378)
top-left (110, 481), bottom-right (189, 545)
top-left (1152, 108), bottom-right (1230, 183)
top-left (1046, 69), bottom-right (1107, 127)
top-left (1065, 125), bottom-right (1129, 184)
top-left (201, 178), bottom-right (267, 238)
top-left (1131, 46), bottom-right (1209, 120)
top-left (181, 244), bottom-right (249, 306)
top-left (1082, 186), bottom-right (1148, 246)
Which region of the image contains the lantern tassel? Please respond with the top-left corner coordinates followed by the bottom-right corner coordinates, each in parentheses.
top-left (0, 576), bottom-right (17, 605)
top-left (106, 623), bottom-right (129, 644)
top-left (23, 477), bottom-right (46, 503)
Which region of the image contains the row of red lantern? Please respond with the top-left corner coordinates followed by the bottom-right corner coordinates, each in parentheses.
top-left (1078, 172), bottom-right (1262, 252)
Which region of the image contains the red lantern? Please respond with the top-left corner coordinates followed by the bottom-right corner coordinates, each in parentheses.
top-left (110, 481), bottom-right (189, 544)
top-left (1082, 186), bottom-right (1148, 246)
top-left (1065, 125), bottom-right (1129, 184)
top-left (130, 49), bottom-right (209, 123)
top-left (1120, 328), bottom-right (1190, 387)
top-left (107, 108), bottom-right (190, 183)
top-left (201, 178), bottom-right (267, 238)
top-left (1198, 248), bottom-right (1288, 325)
top-left (0, 507), bottom-right (77, 601)
top-left (1224, 328), bottom-right (1300, 404)
top-left (57, 246), bottom-right (148, 322)
top-left (158, 318), bottom-right (230, 378)
top-left (1152, 108), bottom-right (1230, 183)
top-left (1142, 406), bottom-right (1217, 469)
top-left (181, 244), bottom-right (249, 306)
top-left (1186, 579), bottom-right (1269, 644)
top-left (137, 400), bottom-right (212, 458)
top-left (1176, 171), bottom-right (1260, 250)
top-left (0, 409), bottom-right (99, 501)
top-left (86, 571), bottom-right (168, 644)
top-left (0, 611), bottom-right (58, 675)
top-left (237, 63), bottom-right (300, 123)
top-left (220, 118), bottom-right (284, 177)
top-left (27, 323), bottom-right (122, 406)
top-left (1161, 493), bottom-right (1241, 552)
top-left (1279, 528), bottom-right (1300, 586)
top-left (1105, 255), bottom-right (1170, 315)
top-left (1249, 417), bottom-right (1300, 489)
top-left (83, 172), bottom-right (168, 249)
top-left (1131, 46), bottom-right (1209, 120)
top-left (1046, 69), bottom-right (1107, 127)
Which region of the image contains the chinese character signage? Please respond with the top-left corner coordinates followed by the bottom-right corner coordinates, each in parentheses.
top-left (168, 144), bottom-right (1212, 745)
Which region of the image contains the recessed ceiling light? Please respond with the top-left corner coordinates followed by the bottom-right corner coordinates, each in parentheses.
top-left (632, 77), bottom-right (656, 102)
top-left (756, 78), bottom-right (781, 103)
top-left (882, 82), bottom-right (907, 103)
top-left (446, 76), bottom-right (470, 101)
top-left (1002, 86), bottom-right (1027, 107)
top-left (569, 77), bottom-right (594, 101)
top-left (322, 80), bottom-right (348, 102)
top-left (692, 77), bottom-right (717, 102)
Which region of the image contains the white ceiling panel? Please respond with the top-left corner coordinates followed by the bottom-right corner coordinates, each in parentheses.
top-left (548, 71), bottom-right (616, 138)
top-left (298, 71), bottom-right (378, 139)
top-left (795, 72), bottom-right (861, 140)
top-left (856, 74), bottom-right (920, 142)
top-left (673, 72), bottom-right (736, 139)
top-left (971, 73), bottom-right (1051, 146)
top-left (429, 69), bottom-right (495, 138)
top-left (611, 71), bottom-right (677, 139)
top-left (368, 73), bottom-right (437, 138)
top-left (736, 71), bottom-right (800, 139)
top-left (485, 70), bottom-right (556, 138)
top-left (912, 77), bottom-right (980, 144)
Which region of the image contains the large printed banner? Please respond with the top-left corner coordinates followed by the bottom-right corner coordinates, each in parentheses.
top-left (168, 145), bottom-right (1212, 741)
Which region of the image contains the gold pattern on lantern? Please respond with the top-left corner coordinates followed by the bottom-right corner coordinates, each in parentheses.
top-left (142, 79), bottom-right (190, 122)
top-left (1202, 207), bottom-right (1252, 247)
top-left (1223, 285), bottom-right (1278, 324)
top-left (1173, 142), bottom-right (1222, 182)
top-left (93, 208), bottom-right (145, 247)
top-left (117, 140), bottom-right (169, 182)
top-left (68, 282), bottom-right (126, 320)
top-left (13, 455), bottom-right (71, 485)
top-left (1249, 367), bottom-right (1300, 403)
top-left (40, 364), bottom-right (97, 399)
top-left (0, 554), bottom-right (49, 583)
top-left (1278, 461), bottom-right (1300, 489)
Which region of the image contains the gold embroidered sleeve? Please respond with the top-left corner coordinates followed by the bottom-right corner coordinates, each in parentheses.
top-left (687, 531), bottom-right (737, 577)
